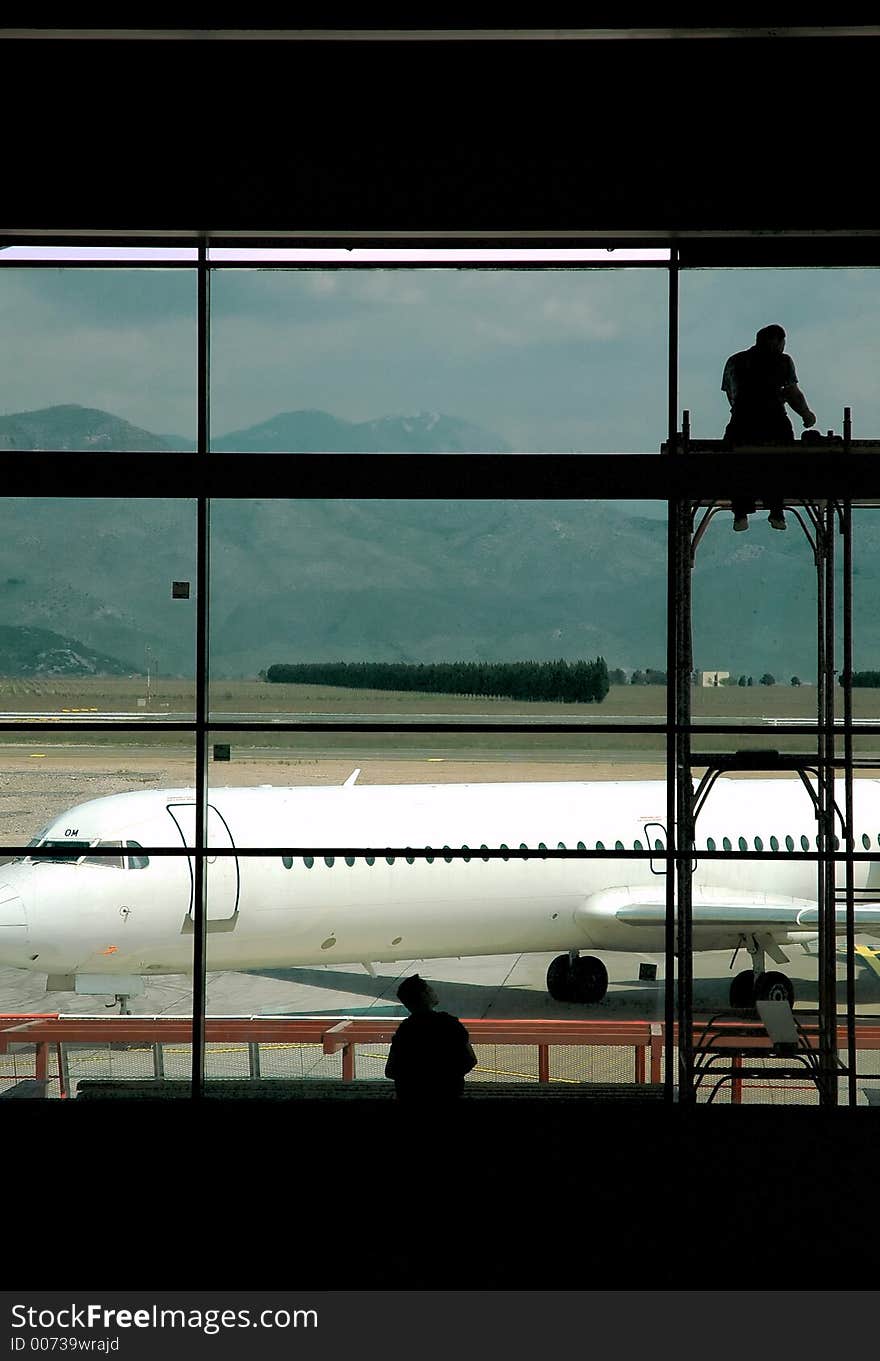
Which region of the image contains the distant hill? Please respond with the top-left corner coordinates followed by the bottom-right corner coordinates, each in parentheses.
top-left (211, 409), bottom-right (511, 453)
top-left (0, 405), bottom-right (185, 452)
top-left (0, 404), bottom-right (510, 455)
top-left (0, 625), bottom-right (130, 677)
top-left (1, 403), bottom-right (879, 682)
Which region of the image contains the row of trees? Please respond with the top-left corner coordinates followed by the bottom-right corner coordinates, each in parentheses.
top-left (265, 658), bottom-right (611, 703)
top-left (609, 667), bottom-right (667, 686)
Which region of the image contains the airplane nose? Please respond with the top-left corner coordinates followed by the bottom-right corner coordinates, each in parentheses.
top-left (0, 882), bottom-right (28, 964)
top-left (0, 883), bottom-right (26, 927)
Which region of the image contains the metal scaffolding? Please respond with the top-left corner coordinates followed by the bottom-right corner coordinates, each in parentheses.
top-left (665, 408), bottom-right (880, 1105)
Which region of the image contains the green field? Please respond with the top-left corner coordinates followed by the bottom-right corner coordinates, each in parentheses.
top-left (0, 676), bottom-right (877, 717)
top-left (1, 679), bottom-right (878, 762)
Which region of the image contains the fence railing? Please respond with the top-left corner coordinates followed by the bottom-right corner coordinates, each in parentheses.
top-left (1, 1013), bottom-right (879, 1102)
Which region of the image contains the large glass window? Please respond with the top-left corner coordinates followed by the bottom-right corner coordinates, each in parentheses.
top-left (0, 245), bottom-right (874, 1109)
top-left (209, 267), bottom-right (667, 453)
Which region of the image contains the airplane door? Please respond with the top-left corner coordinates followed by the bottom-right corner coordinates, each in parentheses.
top-left (166, 803), bottom-right (240, 920)
top-left (643, 822), bottom-right (667, 875)
top-left (642, 820), bottom-right (697, 874)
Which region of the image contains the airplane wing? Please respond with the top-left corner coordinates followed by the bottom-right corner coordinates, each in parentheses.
top-left (583, 886), bottom-right (880, 937)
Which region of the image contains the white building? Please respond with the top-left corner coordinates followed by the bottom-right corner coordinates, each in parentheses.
top-left (698, 670), bottom-right (729, 687)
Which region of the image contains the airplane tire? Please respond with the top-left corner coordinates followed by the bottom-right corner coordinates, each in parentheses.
top-left (729, 969), bottom-right (756, 1009)
top-left (569, 955), bottom-right (609, 1004)
top-left (546, 954), bottom-right (575, 1002)
top-left (754, 970), bottom-right (795, 1006)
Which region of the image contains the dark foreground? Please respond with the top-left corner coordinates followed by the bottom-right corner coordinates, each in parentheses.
top-left (4, 1093), bottom-right (875, 1289)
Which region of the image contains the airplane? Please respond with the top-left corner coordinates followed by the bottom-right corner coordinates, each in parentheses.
top-left (1, 774), bottom-right (880, 1011)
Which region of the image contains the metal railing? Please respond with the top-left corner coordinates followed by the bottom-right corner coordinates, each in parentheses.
top-left (2, 1012), bottom-right (879, 1102)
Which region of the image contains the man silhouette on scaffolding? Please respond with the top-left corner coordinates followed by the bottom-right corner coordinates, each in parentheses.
top-left (722, 323), bottom-right (816, 531)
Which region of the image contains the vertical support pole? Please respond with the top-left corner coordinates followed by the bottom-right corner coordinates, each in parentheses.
top-left (248, 1042), bottom-right (262, 1080)
top-left (842, 414), bottom-right (856, 1104)
top-left (538, 1044), bottom-right (550, 1084)
top-left (342, 1043), bottom-right (355, 1081)
top-left (57, 1042), bottom-right (68, 1099)
top-left (675, 489), bottom-right (694, 1103)
top-left (818, 503), bottom-right (839, 1105)
top-left (152, 1043), bottom-right (165, 1080)
top-left (650, 1023), bottom-right (663, 1084)
top-left (664, 248), bottom-right (680, 1104)
top-left (634, 1044), bottom-right (645, 1085)
top-left (192, 236), bottom-right (211, 1101)
top-left (34, 1042), bottom-right (47, 1084)
top-left (730, 1053), bottom-right (742, 1105)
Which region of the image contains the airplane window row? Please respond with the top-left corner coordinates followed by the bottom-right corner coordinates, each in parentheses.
top-left (704, 834), bottom-right (846, 852)
top-left (284, 841), bottom-right (591, 867)
top-left (277, 833), bottom-right (870, 866)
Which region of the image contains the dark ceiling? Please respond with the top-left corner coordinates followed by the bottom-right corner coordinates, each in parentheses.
top-left (3, 32), bottom-right (878, 238)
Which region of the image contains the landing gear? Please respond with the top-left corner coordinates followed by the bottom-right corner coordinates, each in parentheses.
top-left (729, 969), bottom-right (756, 1009)
top-left (546, 952), bottom-right (609, 1004)
top-left (754, 970), bottom-right (795, 1005)
top-left (728, 938), bottom-right (796, 1009)
top-left (547, 954), bottom-right (574, 1001)
top-left (104, 993), bottom-right (132, 1015)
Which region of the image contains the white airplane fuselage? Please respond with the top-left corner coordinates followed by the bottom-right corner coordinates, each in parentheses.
top-left (1, 778), bottom-right (879, 989)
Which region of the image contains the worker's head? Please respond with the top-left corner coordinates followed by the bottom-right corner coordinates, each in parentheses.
top-left (756, 323), bottom-right (786, 353)
top-left (397, 973), bottom-right (438, 1013)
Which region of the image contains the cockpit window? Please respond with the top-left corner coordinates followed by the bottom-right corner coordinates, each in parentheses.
top-left (126, 841), bottom-right (150, 870)
top-left (33, 839), bottom-right (91, 863)
top-left (82, 840), bottom-right (124, 869)
top-left (12, 826), bottom-right (51, 863)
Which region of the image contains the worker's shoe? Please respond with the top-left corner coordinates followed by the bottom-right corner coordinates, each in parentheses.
top-left (768, 513), bottom-right (787, 530)
top-left (733, 516), bottom-right (749, 532)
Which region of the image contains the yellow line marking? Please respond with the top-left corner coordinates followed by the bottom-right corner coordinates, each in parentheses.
top-left (856, 944), bottom-right (880, 978)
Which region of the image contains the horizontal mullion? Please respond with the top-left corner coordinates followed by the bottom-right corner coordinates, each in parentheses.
top-left (4, 451), bottom-right (879, 499)
top-left (8, 846), bottom-right (873, 861)
top-left (0, 717), bottom-right (877, 735)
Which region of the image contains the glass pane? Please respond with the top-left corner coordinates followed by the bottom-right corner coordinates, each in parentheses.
top-left (852, 505), bottom-right (880, 736)
top-left (0, 497), bottom-right (199, 1098)
top-left (0, 728), bottom-right (197, 1097)
top-left (0, 498), bottom-right (197, 716)
top-left (205, 731), bottom-right (677, 1030)
top-left (680, 267), bottom-right (880, 443)
top-left (208, 498), bottom-right (667, 719)
top-left (209, 267), bottom-right (667, 452)
top-left (0, 268), bottom-right (197, 451)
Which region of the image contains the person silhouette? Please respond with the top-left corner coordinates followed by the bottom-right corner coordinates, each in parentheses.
top-left (385, 974), bottom-right (477, 1102)
top-left (721, 323), bottom-right (816, 531)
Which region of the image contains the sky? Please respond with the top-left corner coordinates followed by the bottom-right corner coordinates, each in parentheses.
top-left (1, 260), bottom-right (879, 450)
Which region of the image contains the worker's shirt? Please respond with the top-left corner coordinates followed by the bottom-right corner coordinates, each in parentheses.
top-left (722, 347), bottom-right (798, 420)
top-left (385, 1010), bottom-right (475, 1100)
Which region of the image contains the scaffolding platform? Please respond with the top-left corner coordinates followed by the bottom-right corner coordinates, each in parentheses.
top-left (665, 407), bottom-right (875, 1107)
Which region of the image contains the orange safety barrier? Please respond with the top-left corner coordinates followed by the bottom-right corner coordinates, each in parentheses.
top-left (1, 1014), bottom-right (878, 1096)
top-left (0, 1014), bottom-right (661, 1090)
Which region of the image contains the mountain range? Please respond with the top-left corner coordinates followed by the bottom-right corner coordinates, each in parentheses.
top-left (0, 403), bottom-right (876, 681)
top-left (0, 404), bottom-right (510, 455)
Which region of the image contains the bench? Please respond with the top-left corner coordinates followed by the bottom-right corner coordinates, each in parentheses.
top-left (0, 1079), bottom-right (51, 1099)
top-left (74, 1077), bottom-right (664, 1101)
